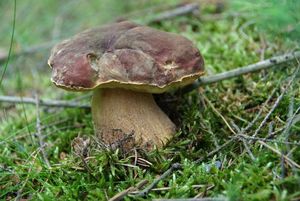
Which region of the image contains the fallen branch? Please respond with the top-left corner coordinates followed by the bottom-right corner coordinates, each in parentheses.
top-left (0, 41), bottom-right (57, 63)
top-left (282, 95), bottom-right (299, 173)
top-left (1, 52), bottom-right (299, 109)
top-left (35, 94), bottom-right (50, 168)
top-left (232, 134), bottom-right (300, 146)
top-left (144, 3), bottom-right (199, 24)
top-left (149, 184), bottom-right (206, 192)
top-left (112, 184), bottom-right (215, 201)
top-left (109, 187), bottom-right (136, 201)
top-left (251, 64), bottom-right (299, 139)
top-left (282, 104), bottom-right (300, 139)
top-left (153, 198), bottom-right (228, 201)
top-left (183, 51), bottom-right (300, 93)
top-left (116, 2), bottom-right (200, 24)
top-left (0, 95), bottom-right (90, 109)
top-left (242, 87), bottom-right (278, 133)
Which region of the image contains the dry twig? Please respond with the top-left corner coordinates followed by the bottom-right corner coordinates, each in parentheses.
top-left (144, 3), bottom-right (199, 24)
top-left (232, 134), bottom-right (300, 145)
top-left (183, 51), bottom-right (300, 93)
top-left (153, 198), bottom-right (228, 201)
top-left (35, 94), bottom-right (50, 168)
top-left (194, 82), bottom-right (281, 163)
top-left (2, 46), bottom-right (294, 113)
top-left (148, 185), bottom-right (206, 192)
top-left (280, 95), bottom-right (300, 174)
top-left (0, 41), bottom-right (57, 63)
top-left (193, 94), bottom-right (239, 163)
top-left (0, 95), bottom-right (90, 109)
top-left (231, 121), bottom-right (256, 161)
top-left (243, 87), bottom-right (278, 133)
top-left (282, 105), bottom-right (300, 139)
top-left (251, 65), bottom-right (300, 139)
top-left (108, 180), bottom-right (148, 201)
top-left (241, 139), bottom-right (256, 161)
top-left (0, 53), bottom-right (299, 109)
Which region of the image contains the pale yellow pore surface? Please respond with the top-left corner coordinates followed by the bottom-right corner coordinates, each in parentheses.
top-left (92, 88), bottom-right (176, 150)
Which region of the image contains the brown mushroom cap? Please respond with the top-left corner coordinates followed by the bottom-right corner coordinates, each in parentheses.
top-left (48, 21), bottom-right (204, 93)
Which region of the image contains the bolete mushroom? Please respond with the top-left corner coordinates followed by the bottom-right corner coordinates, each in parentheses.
top-left (48, 21), bottom-right (204, 150)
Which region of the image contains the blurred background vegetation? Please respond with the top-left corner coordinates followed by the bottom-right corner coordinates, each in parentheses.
top-left (0, 0), bottom-right (299, 96)
top-left (0, 0), bottom-right (300, 200)
top-left (232, 0), bottom-right (300, 42)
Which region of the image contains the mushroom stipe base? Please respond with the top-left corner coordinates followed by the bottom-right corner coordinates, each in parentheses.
top-left (92, 88), bottom-right (176, 150)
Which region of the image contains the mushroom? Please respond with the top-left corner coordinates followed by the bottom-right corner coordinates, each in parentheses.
top-left (48, 21), bottom-right (204, 150)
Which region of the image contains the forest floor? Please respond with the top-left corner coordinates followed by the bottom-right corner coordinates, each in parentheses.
top-left (0, 0), bottom-right (299, 200)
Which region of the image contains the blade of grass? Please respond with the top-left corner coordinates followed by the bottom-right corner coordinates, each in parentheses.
top-left (0, 0), bottom-right (16, 87)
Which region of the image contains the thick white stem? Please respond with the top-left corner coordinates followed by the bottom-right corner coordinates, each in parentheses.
top-left (92, 88), bottom-right (175, 150)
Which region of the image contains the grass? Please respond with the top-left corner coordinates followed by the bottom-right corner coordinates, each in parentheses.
top-left (1, 0), bottom-right (300, 200)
